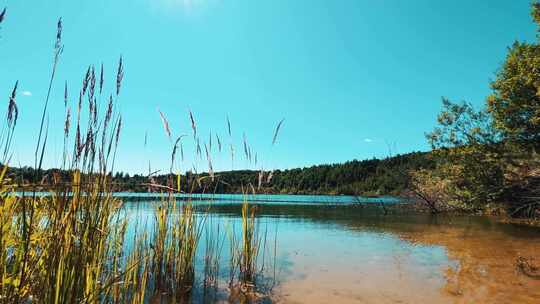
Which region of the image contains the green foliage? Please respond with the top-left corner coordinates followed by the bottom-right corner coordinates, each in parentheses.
top-left (209, 151), bottom-right (433, 195)
top-left (484, 1), bottom-right (540, 150)
top-left (532, 2), bottom-right (540, 32)
top-left (487, 41), bottom-right (540, 148)
top-left (417, 2), bottom-right (540, 217)
top-left (425, 99), bottom-right (506, 207)
top-left (5, 151), bottom-right (434, 196)
top-left (427, 98), bottom-right (500, 148)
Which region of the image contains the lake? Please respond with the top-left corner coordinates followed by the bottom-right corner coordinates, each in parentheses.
top-left (120, 194), bottom-right (540, 303)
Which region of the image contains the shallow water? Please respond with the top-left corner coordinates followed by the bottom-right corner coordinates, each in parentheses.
top-left (122, 195), bottom-right (540, 303)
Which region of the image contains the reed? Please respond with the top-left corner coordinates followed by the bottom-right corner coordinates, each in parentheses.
top-left (1, 14), bottom-right (280, 304)
top-left (202, 214), bottom-right (225, 302)
top-left (144, 197), bottom-right (204, 303)
top-left (0, 8), bottom-right (6, 25)
top-left (223, 194), bottom-right (278, 303)
top-left (0, 16), bottom-right (135, 304)
top-left (240, 198), bottom-right (258, 287)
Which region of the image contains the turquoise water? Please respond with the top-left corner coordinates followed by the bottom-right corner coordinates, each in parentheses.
top-left (116, 192), bottom-right (400, 204)
top-left (15, 191), bottom-right (400, 204)
top-left (120, 194), bottom-right (540, 303)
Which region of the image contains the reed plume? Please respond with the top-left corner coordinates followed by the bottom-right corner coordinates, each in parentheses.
top-left (272, 118), bottom-right (284, 145)
top-left (144, 130), bottom-right (148, 148)
top-left (209, 130), bottom-right (212, 152)
top-left (3, 80), bottom-right (19, 162)
top-left (243, 132), bottom-right (248, 159)
top-left (103, 95), bottom-right (113, 134)
top-left (189, 109), bottom-right (197, 139)
top-left (34, 17), bottom-right (63, 170)
top-left (205, 143), bottom-right (214, 181)
top-left (158, 109), bottom-right (172, 140)
top-left (116, 56), bottom-right (124, 96)
top-left (115, 116), bottom-right (122, 146)
top-left (230, 144), bottom-right (235, 168)
top-left (99, 63), bottom-right (104, 95)
top-left (88, 65), bottom-right (96, 103)
top-left (0, 7), bottom-right (6, 24)
top-left (196, 137), bottom-right (202, 157)
top-left (171, 135), bottom-right (186, 173)
top-left (64, 81), bottom-right (68, 107)
top-left (64, 106), bottom-right (71, 138)
top-left (82, 66), bottom-right (91, 96)
top-left (227, 115), bottom-right (232, 136)
top-left (216, 133), bottom-right (222, 152)
top-left (63, 106), bottom-right (71, 167)
top-left (7, 81), bottom-right (18, 127)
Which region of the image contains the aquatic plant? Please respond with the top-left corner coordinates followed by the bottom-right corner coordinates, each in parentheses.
top-left (202, 214), bottom-right (226, 303)
top-left (240, 198), bottom-right (259, 287)
top-left (0, 13), bottom-right (279, 304)
top-left (0, 16), bottom-right (133, 303)
top-left (146, 197), bottom-right (202, 302)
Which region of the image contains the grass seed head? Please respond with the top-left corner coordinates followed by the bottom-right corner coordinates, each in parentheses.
top-left (64, 106), bottom-right (71, 138)
top-left (189, 110), bottom-right (197, 139)
top-left (7, 80), bottom-right (19, 127)
top-left (99, 63), bottom-right (104, 94)
top-left (272, 118), bottom-right (284, 145)
top-left (64, 81), bottom-right (68, 107)
top-left (0, 8), bottom-right (6, 24)
top-left (116, 55), bottom-right (124, 95)
top-left (158, 110), bottom-right (172, 140)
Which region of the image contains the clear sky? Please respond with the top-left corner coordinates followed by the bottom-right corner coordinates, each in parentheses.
top-left (0, 0), bottom-right (537, 174)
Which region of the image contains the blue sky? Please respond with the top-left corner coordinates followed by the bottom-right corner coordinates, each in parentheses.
top-left (0, 0), bottom-right (537, 174)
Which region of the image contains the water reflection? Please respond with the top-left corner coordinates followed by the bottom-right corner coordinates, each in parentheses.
top-left (122, 198), bottom-right (540, 303)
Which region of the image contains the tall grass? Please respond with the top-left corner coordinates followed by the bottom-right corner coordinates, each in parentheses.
top-left (202, 213), bottom-right (225, 303)
top-left (1, 13), bottom-right (280, 304)
top-left (0, 15), bottom-right (133, 303)
top-left (240, 198), bottom-right (259, 288)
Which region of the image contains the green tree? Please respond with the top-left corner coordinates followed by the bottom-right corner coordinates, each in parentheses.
top-left (487, 3), bottom-right (540, 149)
top-left (420, 2), bottom-right (540, 216)
top-left (425, 99), bottom-right (505, 208)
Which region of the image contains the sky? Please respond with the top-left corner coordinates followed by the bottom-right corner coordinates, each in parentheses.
top-left (0, 0), bottom-right (537, 174)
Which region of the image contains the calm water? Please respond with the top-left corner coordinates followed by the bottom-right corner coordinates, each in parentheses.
top-left (121, 194), bottom-right (540, 303)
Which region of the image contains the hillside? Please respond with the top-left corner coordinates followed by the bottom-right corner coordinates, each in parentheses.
top-left (6, 151), bottom-right (434, 196)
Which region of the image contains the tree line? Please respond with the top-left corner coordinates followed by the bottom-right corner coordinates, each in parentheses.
top-left (5, 151), bottom-right (434, 196)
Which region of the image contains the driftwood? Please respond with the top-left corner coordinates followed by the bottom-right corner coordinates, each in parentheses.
top-left (353, 196), bottom-right (388, 215)
top-left (412, 190), bottom-right (440, 214)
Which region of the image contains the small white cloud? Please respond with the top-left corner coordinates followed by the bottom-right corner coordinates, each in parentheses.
top-left (364, 138), bottom-right (373, 143)
top-left (21, 91), bottom-right (32, 96)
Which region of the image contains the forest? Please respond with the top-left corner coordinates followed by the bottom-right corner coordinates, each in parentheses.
top-left (5, 151), bottom-right (434, 196)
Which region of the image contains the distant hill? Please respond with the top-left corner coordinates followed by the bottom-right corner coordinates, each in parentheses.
top-left (6, 151), bottom-right (434, 196)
